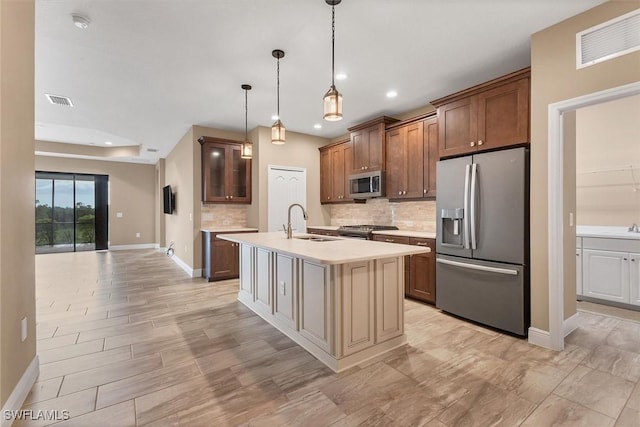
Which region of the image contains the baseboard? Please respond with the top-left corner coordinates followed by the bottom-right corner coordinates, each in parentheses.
top-left (1, 355), bottom-right (39, 427)
top-left (109, 243), bottom-right (157, 251)
top-left (563, 313), bottom-right (580, 337)
top-left (169, 255), bottom-right (202, 278)
top-left (527, 327), bottom-right (553, 349)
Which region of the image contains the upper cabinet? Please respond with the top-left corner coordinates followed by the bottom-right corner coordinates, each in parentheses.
top-left (385, 114), bottom-right (438, 200)
top-left (431, 67), bottom-right (530, 159)
top-left (348, 116), bottom-right (399, 173)
top-left (199, 136), bottom-right (251, 204)
top-left (320, 139), bottom-right (352, 204)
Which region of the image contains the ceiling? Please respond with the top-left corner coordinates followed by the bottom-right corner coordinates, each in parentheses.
top-left (35, 0), bottom-right (606, 164)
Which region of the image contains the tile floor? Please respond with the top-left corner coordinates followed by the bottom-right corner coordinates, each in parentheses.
top-left (19, 250), bottom-right (640, 426)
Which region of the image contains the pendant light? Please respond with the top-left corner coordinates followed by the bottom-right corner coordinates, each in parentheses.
top-left (271, 49), bottom-right (286, 145)
top-left (240, 84), bottom-right (253, 159)
top-left (323, 0), bottom-right (343, 121)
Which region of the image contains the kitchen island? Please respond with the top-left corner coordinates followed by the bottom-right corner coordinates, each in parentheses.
top-left (218, 232), bottom-right (429, 372)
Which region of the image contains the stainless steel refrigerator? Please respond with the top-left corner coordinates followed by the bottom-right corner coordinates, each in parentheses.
top-left (436, 147), bottom-right (529, 336)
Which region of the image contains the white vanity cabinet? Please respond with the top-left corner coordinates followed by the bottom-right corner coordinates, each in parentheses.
top-left (576, 237), bottom-right (582, 297)
top-left (580, 236), bottom-right (640, 307)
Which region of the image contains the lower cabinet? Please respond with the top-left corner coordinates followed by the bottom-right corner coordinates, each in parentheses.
top-left (371, 234), bottom-right (436, 304)
top-left (341, 261), bottom-right (375, 356)
top-left (306, 227), bottom-right (340, 237)
top-left (202, 230), bottom-right (258, 281)
top-left (579, 237), bottom-right (640, 307)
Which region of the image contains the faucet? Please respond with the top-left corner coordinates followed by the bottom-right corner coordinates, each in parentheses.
top-left (630, 223), bottom-right (639, 232)
top-left (285, 203), bottom-right (308, 239)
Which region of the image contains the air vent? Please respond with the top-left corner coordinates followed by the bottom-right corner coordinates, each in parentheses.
top-left (146, 148), bottom-right (159, 153)
top-left (45, 94), bottom-right (73, 107)
top-left (577, 8), bottom-right (640, 69)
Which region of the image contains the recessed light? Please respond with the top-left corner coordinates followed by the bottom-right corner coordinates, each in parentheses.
top-left (71, 14), bottom-right (90, 29)
top-left (386, 90), bottom-right (398, 98)
top-left (271, 114), bottom-right (279, 121)
top-left (105, 141), bottom-right (113, 145)
top-left (335, 73), bottom-right (347, 80)
top-left (314, 124), bottom-right (322, 129)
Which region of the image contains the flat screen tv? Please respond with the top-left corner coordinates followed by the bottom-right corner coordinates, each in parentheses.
top-left (163, 185), bottom-right (174, 214)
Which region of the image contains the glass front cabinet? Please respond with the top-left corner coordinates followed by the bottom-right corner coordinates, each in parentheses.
top-left (199, 136), bottom-right (251, 204)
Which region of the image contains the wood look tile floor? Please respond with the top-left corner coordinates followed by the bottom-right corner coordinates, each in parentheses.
top-left (21, 250), bottom-right (640, 426)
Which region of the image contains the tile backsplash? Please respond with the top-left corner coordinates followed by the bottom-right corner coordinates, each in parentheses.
top-left (201, 204), bottom-right (248, 228)
top-left (330, 199), bottom-right (436, 232)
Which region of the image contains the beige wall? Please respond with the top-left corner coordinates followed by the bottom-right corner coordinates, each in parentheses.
top-left (530, 0), bottom-right (640, 331)
top-left (576, 94), bottom-right (640, 226)
top-left (249, 126), bottom-right (331, 231)
top-left (35, 156), bottom-right (156, 246)
top-left (331, 199), bottom-right (436, 232)
top-left (155, 158), bottom-right (166, 246)
top-left (0, 0), bottom-right (36, 407)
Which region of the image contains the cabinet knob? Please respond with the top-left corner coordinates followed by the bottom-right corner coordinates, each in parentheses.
top-left (398, 191), bottom-right (402, 195)
top-left (230, 195), bottom-right (233, 199)
top-left (470, 141), bottom-right (476, 147)
top-left (365, 166), bottom-right (368, 170)
top-left (385, 239), bottom-right (394, 243)
top-left (424, 189), bottom-right (427, 194)
top-left (403, 191), bottom-right (407, 195)
top-left (327, 196), bottom-right (330, 200)
top-left (624, 258), bottom-right (628, 261)
top-left (361, 166), bottom-right (364, 170)
top-left (576, 253), bottom-right (580, 257)
top-left (416, 242), bottom-right (428, 246)
top-left (478, 140), bottom-right (484, 146)
top-left (632, 259), bottom-right (636, 262)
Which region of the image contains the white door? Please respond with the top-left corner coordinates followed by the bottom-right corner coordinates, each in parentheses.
top-left (268, 166), bottom-right (307, 232)
top-left (583, 249), bottom-right (629, 303)
top-left (630, 253), bottom-right (640, 306)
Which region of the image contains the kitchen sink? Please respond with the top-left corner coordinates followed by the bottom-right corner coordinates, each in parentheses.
top-left (294, 236), bottom-right (340, 242)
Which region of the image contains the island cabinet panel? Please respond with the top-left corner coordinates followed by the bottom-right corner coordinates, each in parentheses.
top-left (340, 261), bottom-right (375, 357)
top-left (431, 67), bottom-right (530, 159)
top-left (254, 248), bottom-right (273, 315)
top-left (375, 257), bottom-right (404, 343)
top-left (239, 244), bottom-right (253, 298)
top-left (299, 260), bottom-right (333, 354)
top-left (274, 253), bottom-right (297, 331)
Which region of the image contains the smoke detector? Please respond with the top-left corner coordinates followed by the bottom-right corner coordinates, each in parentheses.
top-left (71, 14), bottom-right (90, 29)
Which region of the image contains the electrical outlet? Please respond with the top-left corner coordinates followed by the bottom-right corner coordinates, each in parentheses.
top-left (569, 212), bottom-right (574, 227)
top-left (21, 317), bottom-right (27, 342)
top-left (116, 212), bottom-right (123, 218)
top-left (184, 244), bottom-right (188, 253)
top-left (136, 232), bottom-right (140, 238)
top-left (279, 281), bottom-right (286, 296)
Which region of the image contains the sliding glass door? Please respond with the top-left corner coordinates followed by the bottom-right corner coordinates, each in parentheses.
top-left (35, 172), bottom-right (108, 254)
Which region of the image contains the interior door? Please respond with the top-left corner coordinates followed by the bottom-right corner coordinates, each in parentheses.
top-left (268, 166), bottom-right (307, 232)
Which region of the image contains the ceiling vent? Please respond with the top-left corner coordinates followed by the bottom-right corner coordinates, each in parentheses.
top-left (577, 8), bottom-right (640, 69)
top-left (45, 94), bottom-right (73, 107)
top-left (146, 148), bottom-right (158, 153)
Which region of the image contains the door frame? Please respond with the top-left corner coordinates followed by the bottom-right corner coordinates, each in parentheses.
top-left (545, 80), bottom-right (640, 351)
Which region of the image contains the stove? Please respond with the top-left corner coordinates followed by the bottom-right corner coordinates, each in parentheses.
top-left (337, 225), bottom-right (398, 240)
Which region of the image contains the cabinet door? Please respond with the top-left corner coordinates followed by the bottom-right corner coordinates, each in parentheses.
top-left (583, 249), bottom-right (629, 303)
top-left (423, 117), bottom-right (438, 198)
top-left (254, 248), bottom-right (273, 315)
top-left (331, 145), bottom-right (345, 200)
top-left (385, 127), bottom-right (405, 199)
top-left (341, 261), bottom-right (375, 356)
top-left (408, 239), bottom-right (436, 304)
top-left (405, 121), bottom-right (424, 198)
top-left (375, 257), bottom-right (404, 343)
top-left (320, 148), bottom-right (332, 203)
top-left (202, 143), bottom-right (228, 202)
top-left (351, 129), bottom-right (367, 173)
top-left (228, 145), bottom-right (251, 203)
top-left (366, 124), bottom-right (384, 171)
top-left (630, 253), bottom-right (640, 306)
top-left (576, 248), bottom-right (583, 297)
top-left (299, 260), bottom-right (333, 354)
top-left (341, 142), bottom-right (353, 201)
top-left (476, 78), bottom-right (529, 151)
top-left (274, 253), bottom-right (297, 330)
top-left (211, 236), bottom-right (237, 280)
top-left (239, 244), bottom-right (253, 297)
top-left (438, 97), bottom-right (477, 158)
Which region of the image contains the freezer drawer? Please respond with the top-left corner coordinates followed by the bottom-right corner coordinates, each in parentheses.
top-left (435, 254), bottom-right (528, 336)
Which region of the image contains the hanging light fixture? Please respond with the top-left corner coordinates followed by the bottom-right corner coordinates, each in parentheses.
top-left (271, 49), bottom-right (286, 145)
top-left (323, 0), bottom-right (343, 121)
top-left (240, 84), bottom-right (253, 159)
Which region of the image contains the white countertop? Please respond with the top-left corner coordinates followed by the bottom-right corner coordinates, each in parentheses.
top-left (371, 230), bottom-right (436, 239)
top-left (218, 232), bottom-right (429, 265)
top-left (201, 227), bottom-right (259, 233)
top-left (576, 225), bottom-right (640, 240)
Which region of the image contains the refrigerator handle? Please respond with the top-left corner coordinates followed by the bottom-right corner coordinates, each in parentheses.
top-left (436, 258), bottom-right (519, 276)
top-left (470, 163), bottom-right (478, 250)
top-left (463, 164), bottom-right (471, 249)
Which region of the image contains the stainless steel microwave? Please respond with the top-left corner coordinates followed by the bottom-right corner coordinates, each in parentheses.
top-left (348, 170), bottom-right (385, 199)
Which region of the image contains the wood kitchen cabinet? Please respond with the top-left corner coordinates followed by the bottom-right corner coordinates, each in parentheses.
top-left (385, 114), bottom-right (438, 200)
top-left (306, 227), bottom-right (339, 237)
top-left (348, 116), bottom-right (399, 173)
top-left (199, 136), bottom-right (251, 203)
top-left (372, 234), bottom-right (436, 304)
top-left (431, 67), bottom-right (530, 159)
top-left (202, 230), bottom-right (256, 281)
top-left (319, 140), bottom-right (352, 204)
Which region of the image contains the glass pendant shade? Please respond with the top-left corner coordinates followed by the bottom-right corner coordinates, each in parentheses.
top-left (241, 140), bottom-right (253, 159)
top-left (323, 85), bottom-right (343, 121)
top-left (271, 119), bottom-right (285, 145)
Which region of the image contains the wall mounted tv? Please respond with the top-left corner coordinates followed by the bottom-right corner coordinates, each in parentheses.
top-left (163, 185), bottom-right (175, 214)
